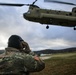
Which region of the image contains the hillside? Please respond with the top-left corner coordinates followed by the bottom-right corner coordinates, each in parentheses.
top-left (0, 50), bottom-right (5, 54)
top-left (34, 47), bottom-right (76, 55)
top-left (0, 47), bottom-right (76, 54)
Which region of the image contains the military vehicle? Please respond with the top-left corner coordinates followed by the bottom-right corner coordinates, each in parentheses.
top-left (0, 0), bottom-right (76, 30)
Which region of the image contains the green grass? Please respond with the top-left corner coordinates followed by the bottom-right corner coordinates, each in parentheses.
top-left (30, 52), bottom-right (76, 75)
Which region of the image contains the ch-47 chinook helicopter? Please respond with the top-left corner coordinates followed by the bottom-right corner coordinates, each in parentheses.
top-left (0, 0), bottom-right (76, 30)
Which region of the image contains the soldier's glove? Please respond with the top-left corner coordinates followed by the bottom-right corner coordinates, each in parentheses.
top-left (21, 41), bottom-right (31, 54)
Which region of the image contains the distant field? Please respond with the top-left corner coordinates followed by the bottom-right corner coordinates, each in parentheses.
top-left (30, 52), bottom-right (76, 75)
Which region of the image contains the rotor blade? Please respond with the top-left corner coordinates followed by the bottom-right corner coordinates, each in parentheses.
top-left (0, 3), bottom-right (30, 7)
top-left (32, 0), bottom-right (38, 5)
top-left (44, 0), bottom-right (76, 6)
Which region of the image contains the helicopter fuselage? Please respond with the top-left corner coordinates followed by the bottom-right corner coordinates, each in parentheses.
top-left (23, 6), bottom-right (76, 28)
top-left (0, 0), bottom-right (76, 29)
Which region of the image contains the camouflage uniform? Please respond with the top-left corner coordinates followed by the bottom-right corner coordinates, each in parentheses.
top-left (0, 47), bottom-right (45, 75)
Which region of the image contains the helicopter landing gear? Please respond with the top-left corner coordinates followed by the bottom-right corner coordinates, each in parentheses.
top-left (74, 26), bottom-right (76, 30)
top-left (46, 25), bottom-right (49, 29)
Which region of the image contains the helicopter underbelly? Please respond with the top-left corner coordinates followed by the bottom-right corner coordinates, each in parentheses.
top-left (26, 17), bottom-right (76, 27)
top-left (40, 17), bottom-right (76, 27)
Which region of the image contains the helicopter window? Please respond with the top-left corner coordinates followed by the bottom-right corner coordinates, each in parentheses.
top-left (69, 13), bottom-right (72, 16)
top-left (58, 11), bottom-right (61, 12)
top-left (66, 13), bottom-right (72, 16)
top-left (47, 11), bottom-right (49, 13)
top-left (66, 14), bottom-right (68, 16)
top-left (36, 10), bottom-right (39, 12)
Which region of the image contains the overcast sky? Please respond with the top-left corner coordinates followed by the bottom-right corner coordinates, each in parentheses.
top-left (0, 0), bottom-right (76, 51)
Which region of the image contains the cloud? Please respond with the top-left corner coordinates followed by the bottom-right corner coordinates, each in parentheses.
top-left (29, 38), bottom-right (76, 50)
top-left (0, 0), bottom-right (76, 51)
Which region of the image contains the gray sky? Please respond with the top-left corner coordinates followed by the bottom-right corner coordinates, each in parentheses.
top-left (0, 0), bottom-right (76, 51)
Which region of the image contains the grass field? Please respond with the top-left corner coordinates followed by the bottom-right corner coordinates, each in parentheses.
top-left (30, 52), bottom-right (76, 75)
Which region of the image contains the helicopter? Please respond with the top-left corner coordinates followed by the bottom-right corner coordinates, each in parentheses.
top-left (0, 0), bottom-right (76, 30)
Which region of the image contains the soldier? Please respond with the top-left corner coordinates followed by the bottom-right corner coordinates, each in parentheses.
top-left (0, 35), bottom-right (45, 75)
